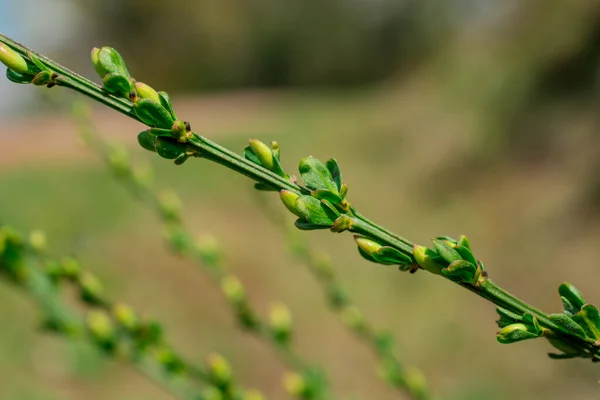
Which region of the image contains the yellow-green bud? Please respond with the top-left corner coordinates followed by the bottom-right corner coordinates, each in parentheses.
top-left (221, 274), bottom-right (246, 305)
top-left (283, 372), bottom-right (307, 397)
top-left (243, 389), bottom-right (266, 400)
top-left (354, 237), bottom-right (382, 256)
top-left (196, 234), bottom-right (222, 266)
top-left (404, 367), bottom-right (428, 398)
top-left (113, 303), bottom-right (138, 331)
top-left (86, 310), bottom-right (114, 343)
top-left (0, 43), bottom-right (29, 74)
top-left (107, 145), bottom-right (130, 176)
top-left (201, 387), bottom-right (224, 400)
top-left (497, 323), bottom-right (538, 344)
top-left (269, 302), bottom-right (293, 344)
top-left (280, 190), bottom-right (302, 217)
top-left (134, 81), bottom-right (161, 103)
top-left (158, 190), bottom-right (182, 222)
top-left (28, 230), bottom-right (47, 253)
top-left (61, 257), bottom-right (81, 279)
top-left (79, 272), bottom-right (104, 304)
top-left (91, 47), bottom-right (103, 77)
top-left (341, 305), bottom-right (366, 332)
top-left (206, 353), bottom-right (232, 386)
top-left (413, 245), bottom-right (444, 275)
top-left (249, 139), bottom-right (274, 170)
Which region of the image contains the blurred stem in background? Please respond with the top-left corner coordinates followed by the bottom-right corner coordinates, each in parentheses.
top-left (71, 104), bottom-right (333, 400)
top-left (253, 193), bottom-right (429, 400)
top-left (0, 226), bottom-right (265, 400)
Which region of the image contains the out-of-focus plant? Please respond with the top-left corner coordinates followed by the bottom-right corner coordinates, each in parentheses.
top-left (1, 31), bottom-right (600, 398)
top-left (254, 194), bottom-right (429, 399)
top-left (72, 108), bottom-right (331, 400)
top-left (0, 226), bottom-right (265, 400)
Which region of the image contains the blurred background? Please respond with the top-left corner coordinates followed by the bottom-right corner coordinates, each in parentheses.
top-left (2, 0), bottom-right (600, 399)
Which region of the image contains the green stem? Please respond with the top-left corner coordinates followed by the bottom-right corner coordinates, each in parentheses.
top-left (2, 33), bottom-right (599, 363)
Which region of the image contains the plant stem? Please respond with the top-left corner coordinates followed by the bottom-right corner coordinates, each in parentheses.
top-left (2, 33), bottom-right (599, 362)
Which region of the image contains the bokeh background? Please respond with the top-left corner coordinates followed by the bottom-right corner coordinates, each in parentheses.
top-left (2, 1), bottom-right (600, 399)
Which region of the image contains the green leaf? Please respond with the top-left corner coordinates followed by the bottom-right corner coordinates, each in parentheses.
top-left (134, 98), bottom-right (175, 129)
top-left (244, 145), bottom-right (262, 165)
top-left (294, 196), bottom-right (337, 227)
top-left (373, 247), bottom-right (413, 266)
top-left (560, 296), bottom-right (578, 317)
top-left (312, 189), bottom-right (343, 205)
top-left (548, 314), bottom-right (586, 339)
top-left (547, 353), bottom-right (579, 360)
top-left (158, 91), bottom-right (178, 121)
top-left (102, 72), bottom-right (132, 97)
top-left (298, 156), bottom-right (339, 194)
top-left (6, 68), bottom-right (32, 84)
top-left (138, 131), bottom-right (158, 153)
top-left (97, 46), bottom-right (130, 78)
top-left (457, 235), bottom-right (471, 250)
top-left (294, 219), bottom-right (329, 231)
top-left (432, 239), bottom-right (462, 264)
top-left (325, 158), bottom-right (342, 191)
top-left (28, 53), bottom-right (46, 73)
top-left (454, 245), bottom-right (477, 265)
top-left (253, 182), bottom-right (278, 191)
top-left (558, 283), bottom-right (586, 314)
top-left (441, 260), bottom-right (478, 283)
top-left (571, 305), bottom-right (600, 340)
top-left (496, 307), bottom-right (522, 328)
top-left (154, 138), bottom-right (187, 160)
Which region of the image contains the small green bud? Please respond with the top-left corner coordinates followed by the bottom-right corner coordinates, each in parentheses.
top-left (31, 71), bottom-right (52, 86)
top-left (341, 305), bottom-right (366, 333)
top-left (559, 282), bottom-right (586, 314)
top-left (249, 139), bottom-right (274, 170)
top-left (413, 245), bottom-right (444, 275)
top-left (79, 272), bottom-right (104, 305)
top-left (91, 46), bottom-right (130, 78)
top-left (28, 230), bottom-right (47, 253)
top-left (113, 303), bottom-right (138, 331)
top-left (170, 120), bottom-right (189, 143)
top-left (404, 366), bottom-right (428, 398)
top-left (201, 387), bottom-right (224, 400)
top-left (196, 234), bottom-right (222, 266)
top-left (221, 274), bottom-right (246, 305)
top-left (283, 372), bottom-right (307, 397)
top-left (354, 236), bottom-right (382, 256)
top-left (86, 310), bottom-right (115, 351)
top-left (134, 81), bottom-right (161, 103)
top-left (497, 323), bottom-right (540, 344)
top-left (280, 190), bottom-right (302, 217)
top-left (158, 190), bottom-right (181, 222)
top-left (206, 353), bottom-right (233, 387)
top-left (242, 389), bottom-right (266, 400)
top-left (61, 257), bottom-right (81, 279)
top-left (269, 302), bottom-right (293, 344)
top-left (0, 43), bottom-right (29, 74)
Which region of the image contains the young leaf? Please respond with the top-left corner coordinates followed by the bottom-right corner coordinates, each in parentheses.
top-left (325, 158), bottom-right (342, 191)
top-left (158, 91), bottom-right (178, 121)
top-left (294, 196), bottom-right (336, 227)
top-left (294, 219), bottom-right (329, 231)
top-left (102, 72), bottom-right (132, 97)
top-left (548, 314), bottom-right (587, 339)
top-left (441, 260), bottom-right (478, 283)
top-left (571, 305), bottom-right (600, 340)
top-left (432, 239), bottom-right (462, 264)
top-left (298, 156), bottom-right (339, 194)
top-left (454, 245), bottom-right (477, 265)
top-left (372, 247), bottom-right (413, 266)
top-left (134, 98), bottom-right (175, 130)
top-left (558, 283), bottom-right (586, 314)
top-left (496, 307), bottom-right (522, 328)
top-left (6, 69), bottom-right (33, 84)
top-left (312, 189), bottom-right (343, 205)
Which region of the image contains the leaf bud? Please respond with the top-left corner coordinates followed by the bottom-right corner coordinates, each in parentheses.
top-left (269, 302), bottom-right (293, 345)
top-left (221, 274), bottom-right (246, 305)
top-left (248, 139), bottom-right (275, 170)
top-left (134, 81), bottom-right (161, 103)
top-left (0, 43), bottom-right (29, 74)
top-left (497, 323), bottom-right (541, 344)
top-left (206, 353), bottom-right (233, 387)
top-left (279, 190), bottom-right (302, 217)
